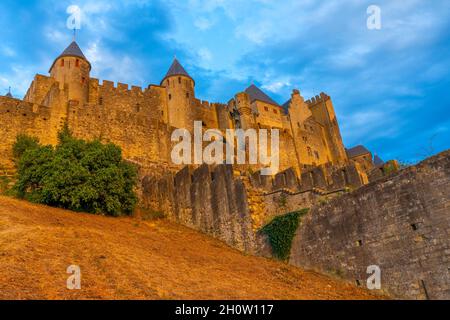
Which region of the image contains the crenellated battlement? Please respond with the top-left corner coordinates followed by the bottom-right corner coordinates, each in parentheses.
top-left (1, 40), bottom-right (363, 234)
top-left (249, 162), bottom-right (363, 194)
top-left (0, 96), bottom-right (50, 118)
top-left (305, 92), bottom-right (330, 106)
top-left (90, 79), bottom-right (149, 97)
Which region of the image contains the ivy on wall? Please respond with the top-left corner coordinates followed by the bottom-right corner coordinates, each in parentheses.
top-left (260, 209), bottom-right (309, 261)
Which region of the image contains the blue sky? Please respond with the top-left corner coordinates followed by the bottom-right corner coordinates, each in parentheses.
top-left (1, 0), bottom-right (449, 163)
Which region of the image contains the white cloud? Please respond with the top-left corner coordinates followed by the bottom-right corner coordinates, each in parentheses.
top-left (262, 79), bottom-right (292, 94)
top-left (85, 40), bottom-right (144, 85)
top-left (0, 66), bottom-right (37, 98)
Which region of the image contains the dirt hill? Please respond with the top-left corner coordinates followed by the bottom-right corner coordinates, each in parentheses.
top-left (0, 196), bottom-right (384, 300)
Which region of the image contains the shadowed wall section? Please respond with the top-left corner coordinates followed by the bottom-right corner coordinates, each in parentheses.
top-left (289, 151), bottom-right (450, 299)
top-left (141, 164), bottom-right (259, 253)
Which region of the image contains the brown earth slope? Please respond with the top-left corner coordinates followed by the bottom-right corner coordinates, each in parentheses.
top-left (0, 196), bottom-right (384, 300)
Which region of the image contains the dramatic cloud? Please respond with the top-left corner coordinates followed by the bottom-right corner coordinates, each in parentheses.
top-left (0, 0), bottom-right (449, 163)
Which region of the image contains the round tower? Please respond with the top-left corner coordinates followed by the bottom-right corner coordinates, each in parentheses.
top-left (161, 58), bottom-right (195, 131)
top-left (49, 41), bottom-right (91, 105)
top-left (235, 92), bottom-right (256, 130)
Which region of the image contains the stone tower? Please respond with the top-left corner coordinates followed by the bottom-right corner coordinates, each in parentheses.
top-left (161, 58), bottom-right (195, 131)
top-left (235, 91), bottom-right (256, 130)
top-left (49, 41), bottom-right (91, 106)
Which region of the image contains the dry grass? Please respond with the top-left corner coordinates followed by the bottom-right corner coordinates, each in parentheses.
top-left (0, 196), bottom-right (385, 300)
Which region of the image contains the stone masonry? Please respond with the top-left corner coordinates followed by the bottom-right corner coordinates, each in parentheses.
top-left (290, 151), bottom-right (450, 299)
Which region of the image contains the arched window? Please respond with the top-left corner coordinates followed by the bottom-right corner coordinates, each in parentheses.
top-left (61, 59), bottom-right (65, 67)
top-left (76, 59), bottom-right (80, 67)
top-left (178, 77), bottom-right (181, 84)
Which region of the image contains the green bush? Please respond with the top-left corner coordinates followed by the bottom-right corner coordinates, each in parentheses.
top-left (13, 126), bottom-right (138, 216)
top-left (13, 134), bottom-right (40, 161)
top-left (260, 209), bottom-right (309, 261)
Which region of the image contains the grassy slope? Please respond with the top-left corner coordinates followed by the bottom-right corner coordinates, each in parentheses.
top-left (0, 196), bottom-right (384, 300)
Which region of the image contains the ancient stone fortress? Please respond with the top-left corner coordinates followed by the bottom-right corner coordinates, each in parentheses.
top-left (0, 40), bottom-right (383, 176)
top-left (2, 40), bottom-right (448, 299)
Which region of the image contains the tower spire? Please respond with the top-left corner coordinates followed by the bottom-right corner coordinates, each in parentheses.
top-left (5, 86), bottom-right (12, 98)
top-left (73, 28), bottom-right (76, 42)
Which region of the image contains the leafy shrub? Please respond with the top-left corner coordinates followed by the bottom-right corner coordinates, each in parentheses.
top-left (260, 209), bottom-right (309, 261)
top-left (13, 135), bottom-right (40, 161)
top-left (13, 126), bottom-right (138, 216)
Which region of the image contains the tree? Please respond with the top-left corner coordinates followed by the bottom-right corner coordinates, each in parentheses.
top-left (13, 127), bottom-right (138, 216)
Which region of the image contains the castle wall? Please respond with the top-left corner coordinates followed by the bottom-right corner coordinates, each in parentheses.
top-left (193, 100), bottom-right (220, 129)
top-left (215, 103), bottom-right (234, 130)
top-left (350, 152), bottom-right (374, 173)
top-left (278, 130), bottom-right (301, 173)
top-left (24, 74), bottom-right (56, 105)
top-left (0, 97), bottom-right (52, 173)
top-left (67, 80), bottom-right (174, 168)
top-left (139, 160), bottom-right (367, 255)
top-left (289, 151), bottom-right (450, 299)
top-left (141, 164), bottom-right (260, 253)
top-left (295, 119), bottom-right (332, 167)
top-left (253, 101), bottom-right (284, 129)
top-left (307, 94), bottom-right (348, 165)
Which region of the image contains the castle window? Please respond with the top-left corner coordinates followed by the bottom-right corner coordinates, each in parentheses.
top-left (81, 77), bottom-right (86, 84)
top-left (302, 136), bottom-right (308, 143)
top-left (264, 107), bottom-right (269, 112)
top-left (76, 59), bottom-right (80, 67)
top-left (99, 97), bottom-right (103, 105)
top-left (167, 80), bottom-right (170, 86)
top-left (61, 59), bottom-right (65, 67)
top-left (178, 77), bottom-right (181, 84)
top-left (169, 94), bottom-right (172, 100)
top-left (273, 109), bottom-right (277, 114)
top-left (186, 92), bottom-right (190, 98)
